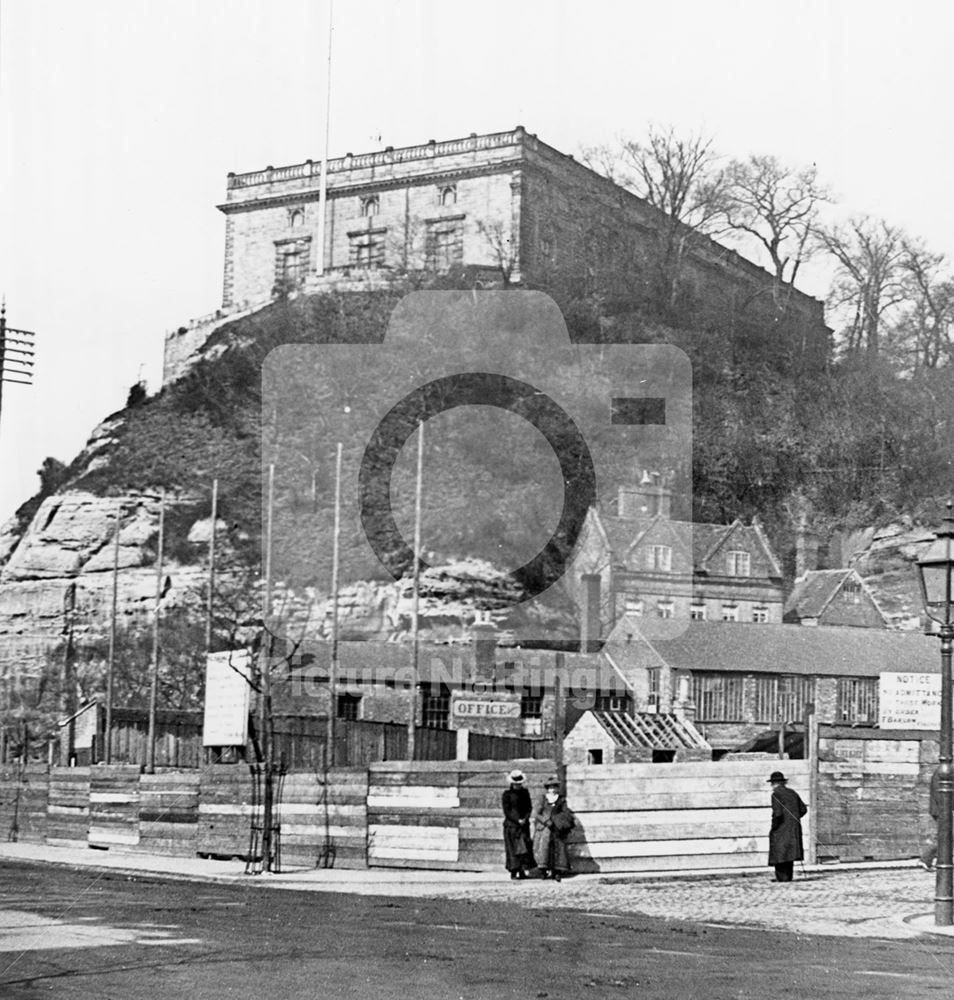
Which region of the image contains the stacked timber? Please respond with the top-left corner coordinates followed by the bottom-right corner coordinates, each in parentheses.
top-left (88, 764), bottom-right (142, 849)
top-left (138, 771), bottom-right (200, 857)
top-left (565, 758), bottom-right (811, 874)
top-left (457, 761), bottom-right (553, 869)
top-left (197, 765), bottom-right (253, 859)
top-left (816, 735), bottom-right (922, 862)
top-left (46, 767), bottom-right (91, 846)
top-left (0, 764), bottom-right (49, 843)
top-left (367, 762), bottom-right (462, 870)
top-left (280, 769), bottom-right (368, 869)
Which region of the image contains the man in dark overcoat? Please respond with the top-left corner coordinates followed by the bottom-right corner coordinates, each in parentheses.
top-left (768, 770), bottom-right (807, 882)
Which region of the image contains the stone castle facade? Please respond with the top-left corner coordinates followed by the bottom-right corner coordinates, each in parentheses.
top-left (167, 128), bottom-right (828, 361)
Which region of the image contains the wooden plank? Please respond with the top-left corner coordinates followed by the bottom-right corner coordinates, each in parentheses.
top-left (567, 790), bottom-right (783, 812)
top-left (566, 760), bottom-right (810, 783)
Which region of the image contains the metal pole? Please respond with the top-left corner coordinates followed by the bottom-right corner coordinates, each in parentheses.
top-left (407, 422), bottom-right (424, 761)
top-left (316, 0), bottom-right (334, 275)
top-left (104, 501), bottom-right (121, 764)
top-left (327, 444), bottom-right (342, 767)
top-left (206, 479), bottom-right (218, 654)
top-left (146, 491), bottom-right (165, 774)
top-left (936, 623), bottom-right (954, 925)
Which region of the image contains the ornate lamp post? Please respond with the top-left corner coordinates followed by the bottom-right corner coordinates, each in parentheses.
top-left (916, 505), bottom-right (954, 926)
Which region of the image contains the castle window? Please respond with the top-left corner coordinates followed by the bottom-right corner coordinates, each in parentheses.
top-left (656, 600), bottom-right (674, 620)
top-left (721, 604), bottom-right (739, 622)
top-left (690, 603), bottom-right (706, 621)
top-left (349, 229), bottom-right (386, 268)
top-left (425, 219), bottom-right (463, 271)
top-left (273, 237), bottom-right (311, 293)
top-left (726, 551), bottom-right (751, 577)
top-left (289, 208), bottom-right (304, 228)
top-left (360, 195), bottom-right (379, 217)
top-left (438, 185), bottom-right (457, 207)
top-left (648, 545), bottom-right (672, 572)
top-left (752, 605), bottom-right (769, 623)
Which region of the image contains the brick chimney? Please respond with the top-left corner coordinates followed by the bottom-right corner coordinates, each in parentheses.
top-left (795, 521), bottom-right (819, 579)
top-left (472, 623), bottom-right (497, 677)
top-left (618, 469), bottom-right (672, 519)
top-left (580, 574), bottom-right (602, 653)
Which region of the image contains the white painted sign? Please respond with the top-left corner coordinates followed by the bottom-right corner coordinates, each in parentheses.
top-left (203, 650), bottom-right (252, 746)
top-left (451, 699), bottom-right (521, 720)
top-left (878, 672), bottom-right (940, 730)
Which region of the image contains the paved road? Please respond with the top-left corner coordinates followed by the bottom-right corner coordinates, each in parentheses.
top-left (3, 860), bottom-right (954, 999)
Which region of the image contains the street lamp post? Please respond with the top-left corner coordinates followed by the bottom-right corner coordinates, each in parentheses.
top-left (916, 504), bottom-right (954, 926)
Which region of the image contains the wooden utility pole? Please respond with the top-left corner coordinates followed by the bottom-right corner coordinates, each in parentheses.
top-left (260, 465), bottom-right (276, 870)
top-left (206, 478), bottom-right (218, 654)
top-left (104, 501), bottom-right (122, 764)
top-left (407, 423), bottom-right (424, 762)
top-left (145, 491), bottom-right (166, 774)
top-left (327, 444), bottom-right (343, 767)
top-left (0, 300), bottom-right (36, 437)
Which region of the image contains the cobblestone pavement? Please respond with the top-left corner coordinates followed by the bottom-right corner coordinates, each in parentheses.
top-left (428, 867), bottom-right (941, 939)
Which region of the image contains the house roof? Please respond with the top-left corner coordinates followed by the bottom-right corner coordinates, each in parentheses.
top-left (604, 620), bottom-right (940, 679)
top-left (595, 511), bottom-right (782, 577)
top-left (588, 710), bottom-right (710, 749)
top-left (783, 568), bottom-right (887, 624)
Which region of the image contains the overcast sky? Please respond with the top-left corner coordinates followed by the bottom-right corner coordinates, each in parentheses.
top-left (1, 0), bottom-right (951, 523)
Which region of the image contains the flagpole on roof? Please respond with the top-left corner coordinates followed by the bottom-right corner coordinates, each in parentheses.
top-left (316, 0), bottom-right (334, 276)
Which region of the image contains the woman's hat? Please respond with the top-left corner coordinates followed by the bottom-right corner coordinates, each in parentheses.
top-left (544, 775), bottom-right (561, 788)
top-left (508, 769), bottom-right (525, 784)
top-left (767, 771), bottom-right (787, 783)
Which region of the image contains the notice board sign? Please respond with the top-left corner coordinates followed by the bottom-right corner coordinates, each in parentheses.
top-left (878, 672), bottom-right (940, 730)
top-left (203, 649), bottom-right (252, 746)
top-left (449, 693), bottom-right (522, 735)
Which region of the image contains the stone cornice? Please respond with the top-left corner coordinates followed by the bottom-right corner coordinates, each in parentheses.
top-left (217, 160), bottom-right (525, 215)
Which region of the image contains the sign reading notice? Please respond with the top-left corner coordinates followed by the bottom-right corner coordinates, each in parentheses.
top-left (878, 672), bottom-right (940, 730)
top-left (203, 650), bottom-right (252, 746)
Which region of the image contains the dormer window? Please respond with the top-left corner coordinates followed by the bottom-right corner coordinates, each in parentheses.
top-left (649, 545), bottom-right (672, 572)
top-left (360, 195), bottom-right (379, 217)
top-left (438, 184), bottom-right (457, 207)
top-left (726, 551), bottom-right (750, 577)
top-left (842, 579), bottom-right (862, 604)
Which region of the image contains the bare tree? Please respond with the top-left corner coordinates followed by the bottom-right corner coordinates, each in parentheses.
top-left (582, 126), bottom-right (728, 313)
top-left (476, 219), bottom-right (518, 287)
top-left (818, 217), bottom-right (913, 358)
top-left (721, 155), bottom-right (829, 288)
top-left (894, 242), bottom-right (954, 370)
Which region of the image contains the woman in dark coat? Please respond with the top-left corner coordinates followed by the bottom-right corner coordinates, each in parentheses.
top-left (502, 769), bottom-right (534, 879)
top-left (768, 770), bottom-right (807, 882)
top-left (532, 775), bottom-right (575, 881)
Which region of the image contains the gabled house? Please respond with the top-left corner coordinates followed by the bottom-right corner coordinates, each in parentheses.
top-left (784, 568), bottom-right (889, 628)
top-left (570, 471), bottom-right (784, 645)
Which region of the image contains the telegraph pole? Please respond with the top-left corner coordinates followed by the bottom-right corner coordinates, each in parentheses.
top-left (0, 300), bottom-right (36, 435)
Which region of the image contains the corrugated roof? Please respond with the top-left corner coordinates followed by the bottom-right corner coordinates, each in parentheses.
top-left (604, 620), bottom-right (940, 678)
top-left (591, 710), bottom-right (710, 749)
